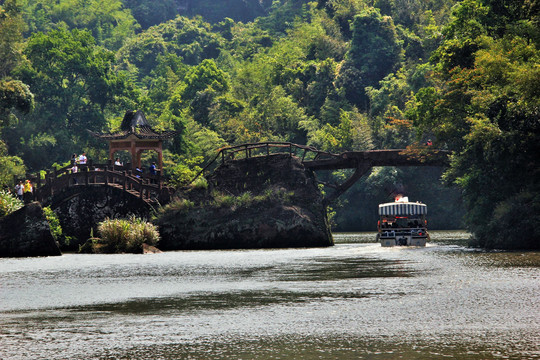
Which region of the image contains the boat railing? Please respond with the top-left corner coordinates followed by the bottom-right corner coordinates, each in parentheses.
top-left (380, 228), bottom-right (427, 237)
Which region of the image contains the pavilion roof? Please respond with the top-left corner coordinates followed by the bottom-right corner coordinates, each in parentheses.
top-left (89, 110), bottom-right (177, 140)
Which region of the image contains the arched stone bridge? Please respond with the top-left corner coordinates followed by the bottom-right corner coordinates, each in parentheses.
top-left (194, 142), bottom-right (449, 203)
top-left (28, 162), bottom-right (174, 249)
top-left (30, 143), bottom-right (447, 208)
top-left (34, 162), bottom-right (173, 207)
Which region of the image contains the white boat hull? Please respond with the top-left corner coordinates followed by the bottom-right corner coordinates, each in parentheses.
top-left (379, 234), bottom-right (427, 247)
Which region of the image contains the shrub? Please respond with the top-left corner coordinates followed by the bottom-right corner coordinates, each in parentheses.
top-left (469, 190), bottom-right (540, 249)
top-left (192, 176), bottom-right (208, 189)
top-left (236, 191), bottom-right (254, 207)
top-left (94, 216), bottom-right (160, 253)
top-left (43, 206), bottom-right (73, 247)
top-left (0, 190), bottom-right (23, 217)
top-left (164, 156), bottom-right (204, 188)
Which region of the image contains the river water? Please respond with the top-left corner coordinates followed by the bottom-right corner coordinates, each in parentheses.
top-left (1, 231), bottom-right (539, 359)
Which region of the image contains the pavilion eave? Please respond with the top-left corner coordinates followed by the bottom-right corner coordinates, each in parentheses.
top-left (88, 129), bottom-right (177, 141)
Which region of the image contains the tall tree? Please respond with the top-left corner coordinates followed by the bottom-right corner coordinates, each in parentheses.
top-left (20, 0), bottom-right (138, 50)
top-left (0, 0), bottom-right (33, 122)
top-left (0, 0), bottom-right (32, 186)
top-left (9, 28), bottom-right (137, 169)
top-left (340, 7), bottom-right (402, 108)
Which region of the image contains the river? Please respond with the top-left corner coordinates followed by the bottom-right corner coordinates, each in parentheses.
top-left (1, 231), bottom-right (539, 359)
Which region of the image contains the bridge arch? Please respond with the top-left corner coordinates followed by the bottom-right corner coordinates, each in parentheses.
top-left (44, 184), bottom-right (154, 250)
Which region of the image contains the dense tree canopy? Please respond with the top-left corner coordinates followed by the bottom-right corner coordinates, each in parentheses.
top-left (346, 8), bottom-right (402, 92)
top-left (20, 0), bottom-right (138, 50)
top-left (6, 28), bottom-right (137, 168)
top-left (408, 0), bottom-right (539, 248)
top-left (0, 0), bottom-right (32, 187)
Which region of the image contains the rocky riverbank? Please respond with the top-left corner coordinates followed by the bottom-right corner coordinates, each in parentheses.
top-left (0, 154), bottom-right (333, 256)
top-left (155, 154), bottom-right (333, 250)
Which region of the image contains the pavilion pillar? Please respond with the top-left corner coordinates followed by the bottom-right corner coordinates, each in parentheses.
top-left (109, 146), bottom-right (115, 162)
top-left (158, 150), bottom-right (163, 170)
top-left (136, 150), bottom-right (143, 170)
top-left (131, 140), bottom-right (137, 170)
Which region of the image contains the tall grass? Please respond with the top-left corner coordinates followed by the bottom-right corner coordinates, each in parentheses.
top-left (0, 190), bottom-right (23, 217)
top-left (159, 197), bottom-right (195, 213)
top-left (211, 188), bottom-right (295, 209)
top-left (94, 216), bottom-right (160, 253)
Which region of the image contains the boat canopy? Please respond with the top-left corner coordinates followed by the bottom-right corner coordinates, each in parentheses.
top-left (378, 202), bottom-right (427, 216)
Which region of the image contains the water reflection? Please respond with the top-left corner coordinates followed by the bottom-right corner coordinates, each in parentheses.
top-left (1, 231), bottom-right (539, 360)
top-left (272, 257), bottom-right (416, 281)
top-left (93, 334), bottom-right (540, 360)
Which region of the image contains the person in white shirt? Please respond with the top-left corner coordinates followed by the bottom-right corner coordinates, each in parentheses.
top-left (71, 164), bottom-right (78, 184)
top-left (78, 152), bottom-right (87, 164)
top-left (15, 181), bottom-right (24, 200)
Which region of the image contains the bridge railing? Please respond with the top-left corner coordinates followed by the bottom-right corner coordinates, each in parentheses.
top-left (187, 142), bottom-right (340, 186)
top-left (218, 142), bottom-right (339, 162)
top-left (33, 162), bottom-right (172, 204)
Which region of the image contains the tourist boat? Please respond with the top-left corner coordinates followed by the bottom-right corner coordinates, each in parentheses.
top-left (376, 196), bottom-right (429, 247)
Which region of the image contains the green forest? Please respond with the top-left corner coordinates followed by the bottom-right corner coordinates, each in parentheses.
top-left (0, 0), bottom-right (538, 248)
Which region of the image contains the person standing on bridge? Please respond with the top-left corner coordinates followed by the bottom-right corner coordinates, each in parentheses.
top-left (71, 163), bottom-right (78, 184)
top-left (23, 180), bottom-right (33, 203)
top-left (15, 181), bottom-right (24, 200)
top-left (149, 162), bottom-right (158, 183)
top-left (149, 162), bottom-right (157, 175)
top-left (78, 152), bottom-right (87, 165)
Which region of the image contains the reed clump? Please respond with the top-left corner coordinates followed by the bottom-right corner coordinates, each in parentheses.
top-left (93, 216), bottom-right (160, 253)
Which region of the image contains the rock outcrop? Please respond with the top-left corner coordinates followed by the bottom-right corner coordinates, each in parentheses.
top-left (0, 202), bottom-right (61, 257)
top-left (48, 185), bottom-right (152, 250)
top-left (155, 154), bottom-right (333, 249)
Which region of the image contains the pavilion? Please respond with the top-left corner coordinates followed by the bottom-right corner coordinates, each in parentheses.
top-left (89, 110), bottom-right (177, 171)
